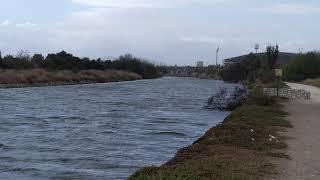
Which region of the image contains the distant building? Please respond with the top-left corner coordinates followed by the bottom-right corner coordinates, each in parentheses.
top-left (223, 52), bottom-right (298, 66)
top-left (196, 61), bottom-right (204, 67)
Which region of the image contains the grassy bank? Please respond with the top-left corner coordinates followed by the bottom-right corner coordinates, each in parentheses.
top-left (130, 90), bottom-right (291, 180)
top-left (0, 69), bottom-right (142, 88)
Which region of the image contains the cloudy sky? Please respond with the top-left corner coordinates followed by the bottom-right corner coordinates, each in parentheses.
top-left (0, 0), bottom-right (319, 65)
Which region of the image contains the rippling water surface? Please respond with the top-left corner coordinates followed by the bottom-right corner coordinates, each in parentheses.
top-left (0, 77), bottom-right (236, 180)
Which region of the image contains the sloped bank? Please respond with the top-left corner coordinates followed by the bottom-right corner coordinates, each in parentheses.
top-left (130, 90), bottom-right (291, 180)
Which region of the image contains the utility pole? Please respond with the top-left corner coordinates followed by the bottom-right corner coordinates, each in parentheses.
top-left (216, 46), bottom-right (220, 66)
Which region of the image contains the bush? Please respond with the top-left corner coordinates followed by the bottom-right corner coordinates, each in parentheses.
top-left (112, 54), bottom-right (159, 79)
top-left (219, 63), bottom-right (247, 82)
top-left (283, 52), bottom-right (320, 81)
top-left (207, 86), bottom-right (248, 111)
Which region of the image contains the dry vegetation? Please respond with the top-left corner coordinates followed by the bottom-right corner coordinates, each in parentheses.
top-left (130, 87), bottom-right (291, 180)
top-left (0, 69), bottom-right (141, 88)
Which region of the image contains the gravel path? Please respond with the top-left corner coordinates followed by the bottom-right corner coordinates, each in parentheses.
top-left (276, 83), bottom-right (320, 180)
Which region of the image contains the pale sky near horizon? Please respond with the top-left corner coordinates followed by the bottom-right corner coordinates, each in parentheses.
top-left (0, 0), bottom-right (319, 65)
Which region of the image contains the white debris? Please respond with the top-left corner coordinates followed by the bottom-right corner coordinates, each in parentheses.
top-left (269, 134), bottom-right (276, 139)
top-left (251, 129), bottom-right (254, 133)
top-left (251, 138), bottom-right (255, 141)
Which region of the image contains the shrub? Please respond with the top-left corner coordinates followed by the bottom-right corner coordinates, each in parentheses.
top-left (283, 52), bottom-right (320, 81)
top-left (207, 86), bottom-right (248, 111)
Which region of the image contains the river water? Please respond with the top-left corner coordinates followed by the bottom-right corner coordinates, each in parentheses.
top-left (0, 77), bottom-right (236, 180)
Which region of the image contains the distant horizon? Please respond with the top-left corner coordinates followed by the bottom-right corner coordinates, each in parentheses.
top-left (0, 48), bottom-right (304, 66)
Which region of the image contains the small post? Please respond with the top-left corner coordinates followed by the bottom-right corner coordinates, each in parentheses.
top-left (275, 69), bottom-right (283, 97)
top-left (277, 77), bottom-right (280, 97)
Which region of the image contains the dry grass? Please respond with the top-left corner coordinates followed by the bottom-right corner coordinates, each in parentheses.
top-left (302, 78), bottom-right (320, 88)
top-left (0, 69), bottom-right (142, 87)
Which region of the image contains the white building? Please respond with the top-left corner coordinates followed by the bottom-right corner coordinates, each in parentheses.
top-left (196, 61), bottom-right (204, 67)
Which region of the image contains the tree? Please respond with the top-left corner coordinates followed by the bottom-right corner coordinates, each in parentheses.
top-left (16, 50), bottom-right (31, 61)
top-left (31, 54), bottom-right (45, 67)
top-left (266, 45), bottom-right (279, 69)
top-left (220, 62), bottom-right (247, 82)
top-left (220, 53), bottom-right (261, 82)
top-left (242, 53), bottom-right (261, 82)
top-left (284, 52), bottom-right (320, 81)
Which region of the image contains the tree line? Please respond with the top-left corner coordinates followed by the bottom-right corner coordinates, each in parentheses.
top-left (0, 51), bottom-right (160, 79)
top-left (219, 46), bottom-right (320, 83)
top-left (283, 52), bottom-right (320, 81)
top-left (220, 45), bottom-right (280, 83)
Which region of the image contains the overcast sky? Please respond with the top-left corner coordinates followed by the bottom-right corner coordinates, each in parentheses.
top-left (0, 0), bottom-right (319, 65)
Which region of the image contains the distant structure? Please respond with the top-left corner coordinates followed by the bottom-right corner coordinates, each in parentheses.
top-left (223, 52), bottom-right (298, 66)
top-left (170, 66), bottom-right (190, 76)
top-left (216, 46), bottom-right (220, 66)
top-left (196, 61), bottom-right (204, 68)
top-left (254, 43), bottom-right (259, 54)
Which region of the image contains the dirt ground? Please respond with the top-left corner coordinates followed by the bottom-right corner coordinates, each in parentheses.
top-left (274, 83), bottom-right (320, 180)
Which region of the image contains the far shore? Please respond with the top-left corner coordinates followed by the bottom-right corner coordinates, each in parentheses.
top-left (0, 69), bottom-right (142, 89)
top-left (0, 80), bottom-right (137, 89)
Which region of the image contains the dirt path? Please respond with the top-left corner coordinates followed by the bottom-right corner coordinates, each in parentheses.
top-left (276, 83), bottom-right (320, 180)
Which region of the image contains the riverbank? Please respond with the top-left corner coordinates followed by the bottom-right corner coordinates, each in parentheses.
top-left (0, 69), bottom-right (142, 88)
top-left (130, 88), bottom-right (291, 179)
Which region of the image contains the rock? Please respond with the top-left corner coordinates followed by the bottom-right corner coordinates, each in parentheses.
top-left (207, 86), bottom-right (248, 111)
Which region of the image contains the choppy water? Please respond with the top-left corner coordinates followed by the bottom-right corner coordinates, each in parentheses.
top-left (0, 77), bottom-right (236, 180)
